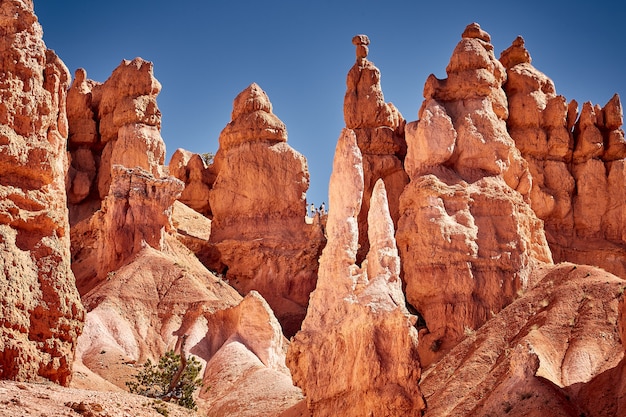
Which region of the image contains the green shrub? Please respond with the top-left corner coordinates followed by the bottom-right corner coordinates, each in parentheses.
top-left (126, 350), bottom-right (203, 410)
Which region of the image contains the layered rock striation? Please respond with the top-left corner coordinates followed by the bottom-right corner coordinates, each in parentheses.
top-left (397, 23), bottom-right (553, 366)
top-left (287, 129), bottom-right (424, 416)
top-left (0, 0), bottom-right (84, 385)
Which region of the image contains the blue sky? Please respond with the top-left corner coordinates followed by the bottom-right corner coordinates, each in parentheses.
top-left (35, 1), bottom-right (625, 207)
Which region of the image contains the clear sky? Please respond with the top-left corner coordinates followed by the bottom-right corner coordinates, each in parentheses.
top-left (34, 1), bottom-right (625, 208)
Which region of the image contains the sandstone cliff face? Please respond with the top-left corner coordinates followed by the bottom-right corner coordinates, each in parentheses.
top-left (66, 58), bottom-right (165, 223)
top-left (287, 129), bottom-right (424, 417)
top-left (344, 35), bottom-right (409, 263)
top-left (205, 83), bottom-right (325, 337)
top-left (0, 0), bottom-right (84, 385)
top-left (397, 23), bottom-right (553, 366)
top-left (501, 37), bottom-right (626, 278)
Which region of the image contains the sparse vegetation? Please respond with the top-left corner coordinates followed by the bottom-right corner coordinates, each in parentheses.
top-left (126, 348), bottom-right (203, 410)
top-left (200, 152), bottom-right (215, 166)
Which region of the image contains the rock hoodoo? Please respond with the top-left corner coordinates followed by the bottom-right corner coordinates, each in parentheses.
top-left (287, 129), bottom-right (424, 416)
top-left (205, 83), bottom-right (325, 337)
top-left (397, 23), bottom-right (553, 366)
top-left (344, 35), bottom-right (409, 262)
top-left (66, 57), bottom-right (166, 223)
top-left (3, 3), bottom-right (626, 416)
top-left (501, 36), bottom-right (626, 278)
top-left (0, 0), bottom-right (84, 385)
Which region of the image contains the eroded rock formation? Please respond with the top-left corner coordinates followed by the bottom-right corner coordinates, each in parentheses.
top-left (169, 149), bottom-right (215, 217)
top-left (397, 23), bottom-right (553, 366)
top-left (420, 263), bottom-right (626, 417)
top-left (501, 36), bottom-right (626, 278)
top-left (0, 0), bottom-right (84, 385)
top-left (66, 58), bottom-right (165, 223)
top-left (287, 129), bottom-right (424, 417)
top-left (345, 35), bottom-right (409, 262)
top-left (206, 83), bottom-right (325, 337)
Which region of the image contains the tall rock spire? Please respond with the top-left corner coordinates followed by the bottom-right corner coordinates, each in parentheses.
top-left (287, 129), bottom-right (424, 416)
top-left (343, 34), bottom-right (409, 263)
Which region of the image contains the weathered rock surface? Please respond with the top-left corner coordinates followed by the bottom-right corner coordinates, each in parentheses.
top-left (397, 23), bottom-right (552, 366)
top-left (66, 57), bottom-right (166, 222)
top-left (344, 35), bottom-right (409, 262)
top-left (501, 36), bottom-right (626, 278)
top-left (71, 167), bottom-right (302, 415)
top-left (287, 129), bottom-right (424, 417)
top-left (419, 263), bottom-right (625, 417)
top-left (169, 149), bottom-right (215, 217)
top-left (0, 0), bottom-right (84, 385)
top-left (199, 291), bottom-right (303, 417)
top-left (206, 83), bottom-right (325, 337)
top-left (70, 166), bottom-right (183, 295)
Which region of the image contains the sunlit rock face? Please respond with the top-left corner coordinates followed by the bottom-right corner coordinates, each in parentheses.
top-left (206, 83), bottom-right (325, 337)
top-left (287, 129), bottom-right (424, 417)
top-left (420, 263), bottom-right (626, 417)
top-left (66, 57), bottom-right (166, 224)
top-left (344, 34), bottom-right (409, 263)
top-left (0, 0), bottom-right (84, 385)
top-left (397, 23), bottom-right (552, 366)
top-left (501, 36), bottom-right (626, 279)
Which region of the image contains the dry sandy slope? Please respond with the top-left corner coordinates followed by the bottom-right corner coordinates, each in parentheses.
top-left (0, 380), bottom-right (200, 417)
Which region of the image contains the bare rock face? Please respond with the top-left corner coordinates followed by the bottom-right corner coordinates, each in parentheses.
top-left (168, 149), bottom-right (215, 217)
top-left (71, 166), bottom-right (184, 295)
top-left (0, 0), bottom-right (84, 385)
top-left (419, 263), bottom-right (625, 417)
top-left (344, 35), bottom-right (409, 262)
top-left (397, 23), bottom-right (552, 366)
top-left (206, 83), bottom-right (325, 337)
top-left (66, 58), bottom-right (166, 221)
top-left (287, 129), bottom-right (424, 417)
top-left (501, 37), bottom-right (626, 278)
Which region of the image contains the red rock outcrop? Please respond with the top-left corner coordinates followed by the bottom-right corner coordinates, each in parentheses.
top-left (419, 263), bottom-right (625, 417)
top-left (66, 58), bottom-right (166, 222)
top-left (397, 23), bottom-right (553, 366)
top-left (344, 35), bottom-right (409, 262)
top-left (0, 0), bottom-right (84, 385)
top-left (71, 166), bottom-right (303, 415)
top-left (70, 166), bottom-right (184, 295)
top-left (501, 37), bottom-right (626, 278)
top-left (169, 149), bottom-right (216, 217)
top-left (287, 129), bottom-right (424, 417)
top-left (206, 83), bottom-right (325, 337)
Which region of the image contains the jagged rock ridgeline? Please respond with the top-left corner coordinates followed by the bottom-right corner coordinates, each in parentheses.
top-left (500, 36), bottom-right (626, 278)
top-left (0, 0), bottom-right (83, 385)
top-left (66, 56), bottom-right (165, 222)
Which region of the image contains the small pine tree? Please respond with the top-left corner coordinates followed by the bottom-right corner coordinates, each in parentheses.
top-left (200, 152), bottom-right (215, 166)
top-left (126, 350), bottom-right (203, 410)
